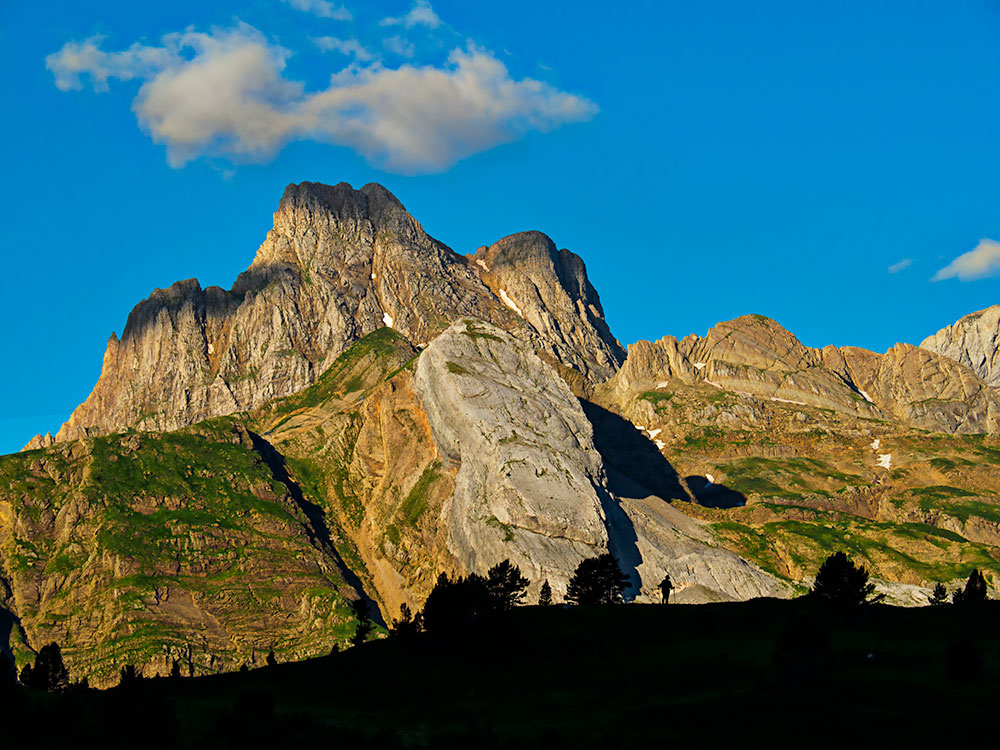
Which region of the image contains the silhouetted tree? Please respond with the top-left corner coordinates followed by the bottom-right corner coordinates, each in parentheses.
top-left (118, 664), bottom-right (142, 687)
top-left (486, 560), bottom-right (529, 609)
top-left (659, 574), bottom-right (674, 604)
top-left (953, 569), bottom-right (988, 605)
top-left (350, 598), bottom-right (375, 647)
top-left (538, 580), bottom-right (553, 606)
top-left (170, 659), bottom-right (182, 678)
top-left (810, 552), bottom-right (881, 606)
top-left (565, 554), bottom-right (629, 605)
top-left (265, 650), bottom-right (278, 667)
top-left (421, 572), bottom-right (494, 633)
top-left (929, 582), bottom-right (948, 605)
top-left (21, 643), bottom-right (70, 692)
top-left (391, 603), bottom-right (421, 639)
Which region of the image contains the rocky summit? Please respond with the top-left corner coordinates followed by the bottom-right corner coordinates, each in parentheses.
top-left (47, 181), bottom-right (623, 445)
top-left (5, 180), bottom-right (1000, 685)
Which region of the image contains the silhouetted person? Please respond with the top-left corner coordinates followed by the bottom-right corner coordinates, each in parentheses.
top-left (659, 574), bottom-right (674, 603)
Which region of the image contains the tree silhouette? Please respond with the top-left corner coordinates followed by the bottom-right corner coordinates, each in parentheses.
top-left (929, 583), bottom-right (948, 606)
top-left (421, 572), bottom-right (494, 633)
top-left (170, 659), bottom-right (182, 678)
top-left (21, 643), bottom-right (70, 692)
top-left (810, 552), bottom-right (881, 606)
top-left (350, 598), bottom-right (374, 647)
top-left (659, 574), bottom-right (674, 604)
top-left (486, 560), bottom-right (529, 609)
top-left (265, 650), bottom-right (278, 667)
top-left (952, 569), bottom-right (988, 605)
top-left (391, 603), bottom-right (421, 639)
top-left (538, 580), bottom-right (553, 606)
top-left (565, 554), bottom-right (629, 605)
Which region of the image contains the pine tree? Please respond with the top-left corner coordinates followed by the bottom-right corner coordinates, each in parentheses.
top-left (565, 554), bottom-right (630, 605)
top-left (953, 569), bottom-right (988, 605)
top-left (486, 560), bottom-right (529, 609)
top-left (929, 583), bottom-right (948, 606)
top-left (25, 643), bottom-right (70, 692)
top-left (265, 650), bottom-right (278, 667)
top-left (810, 552), bottom-right (880, 606)
top-left (538, 580), bottom-right (553, 606)
top-left (350, 598), bottom-right (374, 646)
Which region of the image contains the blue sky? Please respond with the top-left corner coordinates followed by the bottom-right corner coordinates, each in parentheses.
top-left (2, 0), bottom-right (1000, 453)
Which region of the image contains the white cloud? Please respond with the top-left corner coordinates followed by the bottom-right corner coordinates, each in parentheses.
top-left (282, 0), bottom-right (351, 21)
top-left (314, 36), bottom-right (374, 62)
top-left (45, 26), bottom-right (598, 174)
top-left (380, 1), bottom-right (442, 29)
top-left (383, 35), bottom-right (416, 58)
top-left (45, 35), bottom-right (178, 92)
top-left (932, 239), bottom-right (1000, 282)
top-left (888, 258), bottom-right (912, 274)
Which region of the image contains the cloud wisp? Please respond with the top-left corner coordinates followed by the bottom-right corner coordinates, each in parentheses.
top-left (379, 1), bottom-right (442, 30)
top-left (282, 0), bottom-right (352, 21)
top-left (888, 258), bottom-right (912, 274)
top-left (932, 239), bottom-right (1000, 282)
top-left (313, 36), bottom-right (374, 62)
top-left (45, 23), bottom-right (597, 173)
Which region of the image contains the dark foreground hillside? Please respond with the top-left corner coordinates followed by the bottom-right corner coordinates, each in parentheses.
top-left (4, 599), bottom-right (997, 748)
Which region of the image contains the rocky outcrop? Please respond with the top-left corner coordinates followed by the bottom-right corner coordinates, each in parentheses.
top-left (469, 232), bottom-right (625, 382)
top-left (413, 319), bottom-right (611, 599)
top-left (608, 314), bottom-right (1000, 435)
top-left (920, 305), bottom-right (1000, 386)
top-left (48, 181), bottom-right (621, 445)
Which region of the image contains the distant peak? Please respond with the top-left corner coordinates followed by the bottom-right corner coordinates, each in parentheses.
top-left (278, 180), bottom-right (406, 220)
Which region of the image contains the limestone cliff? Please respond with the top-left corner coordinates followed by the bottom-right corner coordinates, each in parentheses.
top-left (610, 314), bottom-right (1000, 435)
top-left (48, 182), bottom-right (622, 445)
top-left (920, 305), bottom-right (1000, 386)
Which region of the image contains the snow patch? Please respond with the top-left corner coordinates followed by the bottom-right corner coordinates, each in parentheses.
top-left (705, 473), bottom-right (715, 485)
top-left (693, 362), bottom-right (707, 370)
top-left (207, 343), bottom-right (214, 355)
top-left (498, 289), bottom-right (523, 317)
top-left (656, 381), bottom-right (670, 389)
top-left (635, 425), bottom-right (646, 431)
top-left (475, 258), bottom-right (489, 272)
top-left (871, 438), bottom-right (881, 451)
top-left (371, 272), bottom-right (376, 280)
top-left (647, 428), bottom-right (662, 439)
top-left (382, 312), bottom-right (394, 328)
top-left (654, 439), bottom-right (665, 449)
top-left (859, 389), bottom-right (874, 403)
top-left (876, 453), bottom-right (892, 470)
top-left (770, 396), bottom-right (808, 406)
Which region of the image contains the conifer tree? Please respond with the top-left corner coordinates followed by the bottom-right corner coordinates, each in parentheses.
top-left (538, 580), bottom-right (553, 606)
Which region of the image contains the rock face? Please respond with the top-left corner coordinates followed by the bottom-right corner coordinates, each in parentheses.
top-left (610, 314), bottom-right (1000, 435)
top-left (469, 232), bottom-right (625, 382)
top-left (50, 182), bottom-right (622, 445)
top-left (920, 306), bottom-right (1000, 386)
top-left (413, 319), bottom-right (611, 599)
top-left (257, 323), bottom-right (788, 611)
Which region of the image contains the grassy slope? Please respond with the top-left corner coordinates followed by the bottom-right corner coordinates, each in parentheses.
top-left (616, 384), bottom-right (1000, 588)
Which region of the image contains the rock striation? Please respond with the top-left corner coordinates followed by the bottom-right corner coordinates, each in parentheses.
top-left (46, 182), bottom-right (622, 446)
top-left (920, 305), bottom-right (1000, 387)
top-left (609, 314), bottom-right (1000, 435)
